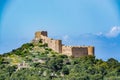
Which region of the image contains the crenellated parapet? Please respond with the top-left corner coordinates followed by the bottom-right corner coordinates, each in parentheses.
top-left (33, 31), bottom-right (95, 57)
top-left (35, 31), bottom-right (47, 39)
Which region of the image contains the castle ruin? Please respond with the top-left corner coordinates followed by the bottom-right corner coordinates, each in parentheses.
top-left (33, 31), bottom-right (94, 57)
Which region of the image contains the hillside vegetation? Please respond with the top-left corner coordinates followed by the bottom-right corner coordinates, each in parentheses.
top-left (0, 41), bottom-right (120, 80)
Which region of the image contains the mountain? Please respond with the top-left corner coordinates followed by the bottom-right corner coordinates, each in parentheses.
top-left (0, 41), bottom-right (120, 80)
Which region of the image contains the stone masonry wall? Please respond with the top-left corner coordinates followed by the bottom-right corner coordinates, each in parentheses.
top-left (34, 31), bottom-right (95, 57)
top-left (62, 46), bottom-right (73, 56)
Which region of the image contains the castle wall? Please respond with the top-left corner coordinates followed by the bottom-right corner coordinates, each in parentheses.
top-left (34, 31), bottom-right (95, 57)
top-left (62, 46), bottom-right (88, 57)
top-left (54, 40), bottom-right (62, 53)
top-left (87, 46), bottom-right (94, 56)
top-left (41, 31), bottom-right (48, 37)
top-left (72, 47), bottom-right (88, 57)
top-left (35, 31), bottom-right (47, 39)
top-left (62, 46), bottom-right (72, 56)
top-left (38, 33), bottom-right (62, 53)
top-left (35, 31), bottom-right (41, 39)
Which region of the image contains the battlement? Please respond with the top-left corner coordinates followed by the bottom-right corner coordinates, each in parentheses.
top-left (35, 31), bottom-right (47, 39)
top-left (33, 31), bottom-right (95, 57)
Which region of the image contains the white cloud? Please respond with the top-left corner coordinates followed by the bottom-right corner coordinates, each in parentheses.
top-left (106, 26), bottom-right (120, 37)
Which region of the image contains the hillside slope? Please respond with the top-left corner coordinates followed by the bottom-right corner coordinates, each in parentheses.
top-left (0, 41), bottom-right (120, 80)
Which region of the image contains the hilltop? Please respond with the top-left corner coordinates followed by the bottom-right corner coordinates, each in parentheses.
top-left (0, 38), bottom-right (120, 80)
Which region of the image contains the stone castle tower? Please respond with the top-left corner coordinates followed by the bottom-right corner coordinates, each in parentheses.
top-left (34, 31), bottom-right (94, 57)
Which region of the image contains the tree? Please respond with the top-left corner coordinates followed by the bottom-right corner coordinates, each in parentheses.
top-left (6, 65), bottom-right (17, 76)
top-left (62, 66), bottom-right (69, 75)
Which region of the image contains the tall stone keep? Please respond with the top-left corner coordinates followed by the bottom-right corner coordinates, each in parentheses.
top-left (35, 31), bottom-right (48, 39)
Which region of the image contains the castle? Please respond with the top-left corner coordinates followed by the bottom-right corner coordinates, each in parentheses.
top-left (33, 31), bottom-right (94, 57)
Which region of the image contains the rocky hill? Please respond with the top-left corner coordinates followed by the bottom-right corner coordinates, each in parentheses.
top-left (0, 41), bottom-right (120, 80)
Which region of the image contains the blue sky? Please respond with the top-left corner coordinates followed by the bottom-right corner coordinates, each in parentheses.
top-left (0, 0), bottom-right (120, 60)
